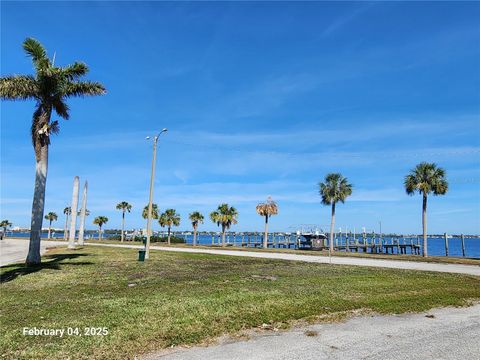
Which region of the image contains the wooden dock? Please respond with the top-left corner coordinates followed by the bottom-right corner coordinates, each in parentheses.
top-left (182, 232), bottom-right (423, 256)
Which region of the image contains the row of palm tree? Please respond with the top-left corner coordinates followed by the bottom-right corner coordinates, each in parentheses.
top-left (317, 162), bottom-right (448, 257)
top-left (97, 202), bottom-right (235, 247)
top-left (5, 162), bottom-right (450, 258)
top-left (13, 161), bottom-right (449, 256)
top-left (135, 204), bottom-right (237, 247)
top-left (47, 202), bottom-right (126, 242)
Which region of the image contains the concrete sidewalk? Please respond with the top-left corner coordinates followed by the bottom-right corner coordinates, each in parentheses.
top-left (146, 304), bottom-right (480, 360)
top-left (0, 239), bottom-right (66, 266)
top-left (86, 242), bottom-right (480, 276)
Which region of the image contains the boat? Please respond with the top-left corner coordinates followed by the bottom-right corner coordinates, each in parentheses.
top-left (296, 227), bottom-right (327, 250)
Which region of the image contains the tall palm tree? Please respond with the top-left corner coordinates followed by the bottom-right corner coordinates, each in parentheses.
top-left (93, 216), bottom-right (108, 241)
top-left (210, 204), bottom-right (238, 247)
top-left (159, 209), bottom-right (180, 245)
top-left (77, 209), bottom-right (90, 216)
top-left (44, 212), bottom-right (58, 239)
top-left (63, 207), bottom-right (71, 240)
top-left (404, 162), bottom-right (448, 257)
top-left (0, 220), bottom-right (12, 240)
top-left (319, 173), bottom-right (353, 253)
top-left (142, 203), bottom-right (159, 238)
top-left (256, 196), bottom-right (279, 249)
top-left (189, 211), bottom-right (204, 246)
top-left (0, 38), bottom-right (106, 265)
top-left (142, 204), bottom-right (159, 219)
top-left (116, 201), bottom-right (132, 242)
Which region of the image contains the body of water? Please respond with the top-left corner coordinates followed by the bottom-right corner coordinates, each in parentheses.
top-left (183, 233), bottom-right (480, 258)
top-left (6, 232), bottom-right (480, 258)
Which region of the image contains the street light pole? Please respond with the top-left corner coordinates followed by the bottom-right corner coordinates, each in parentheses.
top-left (145, 128), bottom-right (167, 260)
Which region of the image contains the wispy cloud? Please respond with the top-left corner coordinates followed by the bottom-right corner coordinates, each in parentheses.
top-left (321, 4), bottom-right (372, 37)
top-left (222, 73), bottom-right (318, 118)
top-left (431, 208), bottom-right (474, 216)
top-left (46, 112), bottom-right (479, 153)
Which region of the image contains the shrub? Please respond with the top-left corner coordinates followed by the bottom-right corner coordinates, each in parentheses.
top-left (133, 235), bottom-right (185, 244)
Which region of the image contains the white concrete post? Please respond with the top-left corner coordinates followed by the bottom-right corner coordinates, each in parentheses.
top-left (68, 176), bottom-right (80, 249)
top-left (77, 181), bottom-right (88, 246)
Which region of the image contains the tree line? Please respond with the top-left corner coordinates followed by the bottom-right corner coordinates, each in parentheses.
top-left (34, 159), bottom-right (447, 259)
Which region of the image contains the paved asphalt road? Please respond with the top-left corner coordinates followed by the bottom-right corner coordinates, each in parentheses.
top-left (0, 239), bottom-right (64, 266)
top-left (147, 304), bottom-right (480, 360)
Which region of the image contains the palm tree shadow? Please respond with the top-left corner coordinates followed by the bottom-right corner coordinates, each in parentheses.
top-left (0, 253), bottom-right (92, 284)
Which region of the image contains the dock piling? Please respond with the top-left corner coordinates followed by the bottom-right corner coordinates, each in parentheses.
top-left (444, 233), bottom-right (449, 257)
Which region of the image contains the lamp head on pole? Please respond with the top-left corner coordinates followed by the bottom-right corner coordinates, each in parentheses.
top-left (146, 129), bottom-right (168, 142)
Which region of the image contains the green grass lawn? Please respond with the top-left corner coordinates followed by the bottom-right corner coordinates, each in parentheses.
top-left (1, 246), bottom-right (479, 360)
top-left (8, 237), bottom-right (480, 265)
top-left (82, 238), bottom-right (480, 265)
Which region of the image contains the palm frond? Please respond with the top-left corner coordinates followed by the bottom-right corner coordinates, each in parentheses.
top-left (142, 204), bottom-right (159, 219)
top-left (93, 216), bottom-right (108, 226)
top-left (404, 162), bottom-right (448, 196)
top-left (210, 204), bottom-right (238, 229)
top-left (49, 120), bottom-right (60, 135)
top-left (0, 220), bottom-right (13, 228)
top-left (189, 211), bottom-right (204, 224)
top-left (65, 81), bottom-right (106, 97)
top-left (159, 209), bottom-right (181, 227)
top-left (62, 62), bottom-right (89, 80)
top-left (404, 174), bottom-right (417, 195)
top-left (256, 197), bottom-right (279, 217)
top-left (23, 38), bottom-right (50, 70)
top-left (116, 202), bottom-right (132, 212)
top-left (52, 98), bottom-right (70, 119)
top-left (319, 173), bottom-right (353, 205)
top-left (44, 212), bottom-right (58, 221)
top-left (0, 75), bottom-right (38, 100)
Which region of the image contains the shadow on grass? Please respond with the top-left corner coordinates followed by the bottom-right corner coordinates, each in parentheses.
top-left (0, 253), bottom-right (92, 284)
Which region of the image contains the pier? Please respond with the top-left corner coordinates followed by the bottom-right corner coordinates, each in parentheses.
top-left (180, 232), bottom-right (424, 255)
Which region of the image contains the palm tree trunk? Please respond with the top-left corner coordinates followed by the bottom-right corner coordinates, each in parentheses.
top-left (48, 220), bottom-right (52, 239)
top-left (168, 226), bottom-right (171, 245)
top-left (329, 202), bottom-right (336, 253)
top-left (121, 212), bottom-right (125, 242)
top-left (68, 176), bottom-right (79, 249)
top-left (26, 144), bottom-right (48, 265)
top-left (222, 225), bottom-right (226, 247)
top-left (99, 225), bottom-right (102, 241)
top-left (422, 193), bottom-right (428, 257)
top-left (263, 215), bottom-right (269, 249)
top-left (193, 225), bottom-right (197, 246)
top-left (64, 214), bottom-right (69, 240)
top-left (77, 181), bottom-right (88, 246)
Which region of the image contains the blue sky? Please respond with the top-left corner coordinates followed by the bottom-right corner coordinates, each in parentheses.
top-left (1, 1), bottom-right (479, 234)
